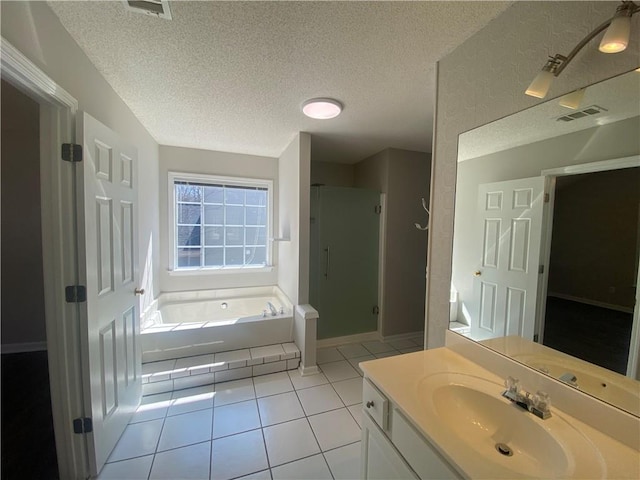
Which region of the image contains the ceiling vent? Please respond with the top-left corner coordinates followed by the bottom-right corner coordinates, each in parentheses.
top-left (124, 1), bottom-right (172, 20)
top-left (556, 105), bottom-right (608, 122)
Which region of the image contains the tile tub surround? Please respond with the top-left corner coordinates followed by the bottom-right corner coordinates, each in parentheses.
top-left (142, 343), bottom-right (301, 395)
top-left (101, 346), bottom-right (375, 480)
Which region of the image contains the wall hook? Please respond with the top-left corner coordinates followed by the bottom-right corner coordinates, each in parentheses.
top-left (415, 197), bottom-right (430, 231)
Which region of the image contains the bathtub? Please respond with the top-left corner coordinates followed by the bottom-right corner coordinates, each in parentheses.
top-left (141, 286), bottom-right (294, 362)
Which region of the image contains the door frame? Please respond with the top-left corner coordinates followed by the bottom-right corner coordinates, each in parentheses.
top-left (539, 155), bottom-right (640, 378)
top-left (1, 38), bottom-right (88, 478)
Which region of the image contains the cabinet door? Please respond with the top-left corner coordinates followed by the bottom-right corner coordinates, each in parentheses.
top-left (361, 411), bottom-right (417, 480)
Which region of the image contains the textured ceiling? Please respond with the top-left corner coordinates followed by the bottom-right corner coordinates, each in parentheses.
top-left (48, 1), bottom-right (511, 163)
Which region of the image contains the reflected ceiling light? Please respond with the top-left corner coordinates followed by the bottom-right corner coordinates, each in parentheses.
top-left (526, 1), bottom-right (639, 99)
top-left (302, 98), bottom-right (343, 119)
top-left (559, 88), bottom-right (586, 109)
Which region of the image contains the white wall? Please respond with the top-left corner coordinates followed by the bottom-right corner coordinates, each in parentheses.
top-left (158, 145), bottom-right (279, 292)
top-left (310, 161), bottom-right (355, 187)
top-left (1, 80), bottom-right (47, 347)
top-left (452, 116), bottom-right (640, 319)
top-left (427, 1), bottom-right (640, 348)
top-left (277, 133), bottom-right (311, 305)
top-left (1, 1), bottom-right (161, 314)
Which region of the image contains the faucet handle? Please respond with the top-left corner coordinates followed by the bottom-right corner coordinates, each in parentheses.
top-left (532, 391), bottom-right (551, 415)
top-left (505, 376), bottom-right (520, 393)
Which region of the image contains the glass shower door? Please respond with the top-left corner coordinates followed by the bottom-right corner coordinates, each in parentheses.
top-left (310, 186), bottom-right (380, 339)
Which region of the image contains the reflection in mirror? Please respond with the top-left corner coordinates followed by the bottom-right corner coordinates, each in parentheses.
top-left (450, 69), bottom-right (640, 417)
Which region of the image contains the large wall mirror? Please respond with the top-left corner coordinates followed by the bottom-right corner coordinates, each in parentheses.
top-left (450, 69), bottom-right (640, 417)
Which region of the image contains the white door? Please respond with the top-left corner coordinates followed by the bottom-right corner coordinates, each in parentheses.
top-left (470, 177), bottom-right (545, 341)
top-left (77, 112), bottom-right (141, 474)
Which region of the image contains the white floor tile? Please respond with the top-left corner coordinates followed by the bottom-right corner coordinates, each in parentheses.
top-left (157, 408), bottom-right (212, 452)
top-left (319, 360), bottom-right (359, 383)
top-left (236, 470), bottom-right (272, 480)
top-left (253, 372), bottom-right (294, 398)
top-left (271, 454), bottom-right (332, 480)
top-left (324, 442), bottom-right (361, 480)
top-left (130, 393), bottom-right (171, 423)
top-left (288, 370), bottom-right (329, 390)
top-left (257, 391), bottom-right (305, 426)
top-left (108, 419), bottom-right (163, 462)
top-left (296, 384), bottom-right (344, 416)
top-left (399, 346), bottom-right (423, 354)
top-left (316, 347), bottom-right (344, 364)
top-left (347, 404), bottom-right (362, 428)
top-left (347, 355), bottom-right (375, 376)
top-left (374, 351), bottom-right (399, 359)
top-left (211, 429), bottom-right (268, 480)
top-left (308, 408), bottom-right (361, 451)
top-left (149, 441), bottom-right (211, 479)
top-left (175, 354), bottom-right (216, 373)
top-left (362, 341), bottom-right (395, 354)
top-left (332, 377), bottom-right (363, 406)
top-left (251, 344), bottom-right (285, 358)
top-left (337, 344), bottom-right (370, 359)
top-left (263, 418), bottom-right (320, 467)
top-left (99, 455), bottom-right (153, 479)
top-left (214, 377), bottom-right (255, 406)
top-left (408, 335), bottom-right (424, 346)
top-left (168, 384), bottom-right (215, 416)
top-left (388, 339), bottom-right (416, 349)
top-left (213, 400), bottom-right (261, 438)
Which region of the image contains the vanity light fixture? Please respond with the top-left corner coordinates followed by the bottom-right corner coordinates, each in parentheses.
top-left (559, 88), bottom-right (586, 109)
top-left (302, 98), bottom-right (343, 119)
top-left (526, 1), bottom-right (639, 99)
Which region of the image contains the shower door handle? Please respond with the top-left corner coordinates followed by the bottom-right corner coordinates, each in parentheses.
top-left (324, 247), bottom-right (330, 280)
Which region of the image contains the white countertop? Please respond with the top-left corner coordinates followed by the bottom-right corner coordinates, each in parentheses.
top-left (360, 347), bottom-right (640, 479)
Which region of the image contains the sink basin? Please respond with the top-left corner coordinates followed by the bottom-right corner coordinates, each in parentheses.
top-left (418, 374), bottom-right (606, 478)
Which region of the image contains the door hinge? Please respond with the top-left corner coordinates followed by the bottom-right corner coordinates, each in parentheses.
top-left (65, 285), bottom-right (87, 303)
top-left (61, 143), bottom-right (83, 162)
top-left (544, 193), bottom-right (550, 203)
top-left (372, 305), bottom-right (380, 315)
top-left (374, 205), bottom-right (382, 214)
top-left (538, 265), bottom-right (544, 274)
top-left (73, 417), bottom-right (93, 434)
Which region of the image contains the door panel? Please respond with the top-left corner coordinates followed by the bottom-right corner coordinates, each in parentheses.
top-left (310, 186), bottom-right (380, 340)
top-left (471, 177), bottom-right (545, 341)
top-left (78, 112), bottom-right (140, 474)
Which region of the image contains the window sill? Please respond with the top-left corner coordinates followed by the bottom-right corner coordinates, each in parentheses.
top-left (167, 266), bottom-right (275, 276)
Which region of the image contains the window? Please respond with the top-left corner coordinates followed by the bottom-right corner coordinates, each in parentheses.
top-left (170, 173), bottom-right (272, 270)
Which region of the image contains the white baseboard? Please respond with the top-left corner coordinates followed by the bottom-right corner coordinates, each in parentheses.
top-left (316, 331), bottom-right (381, 348)
top-left (548, 293), bottom-right (634, 314)
top-left (299, 364), bottom-right (320, 376)
top-left (1, 341), bottom-right (47, 354)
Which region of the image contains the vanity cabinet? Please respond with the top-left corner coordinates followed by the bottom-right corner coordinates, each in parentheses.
top-left (361, 378), bottom-right (460, 480)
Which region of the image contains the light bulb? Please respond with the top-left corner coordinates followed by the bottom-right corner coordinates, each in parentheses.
top-left (599, 14), bottom-right (631, 53)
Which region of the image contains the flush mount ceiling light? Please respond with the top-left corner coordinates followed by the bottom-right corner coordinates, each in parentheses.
top-left (526, 1), bottom-right (639, 99)
top-left (302, 98), bottom-right (343, 119)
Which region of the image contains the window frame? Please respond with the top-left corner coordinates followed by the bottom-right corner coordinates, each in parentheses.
top-left (168, 171), bottom-right (274, 273)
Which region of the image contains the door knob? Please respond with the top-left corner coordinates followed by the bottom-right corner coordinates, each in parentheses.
top-left (134, 288), bottom-right (145, 295)
top-left (473, 271), bottom-right (482, 277)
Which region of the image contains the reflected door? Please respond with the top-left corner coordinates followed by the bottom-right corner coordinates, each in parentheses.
top-left (471, 177), bottom-right (545, 341)
top-left (310, 186), bottom-right (380, 340)
top-left (78, 112), bottom-right (141, 474)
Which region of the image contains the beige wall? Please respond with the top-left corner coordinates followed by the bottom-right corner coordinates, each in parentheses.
top-left (311, 161), bottom-right (355, 187)
top-left (549, 168), bottom-right (640, 309)
top-left (1, 1), bottom-right (161, 314)
top-left (1, 80), bottom-right (47, 347)
top-left (428, 1), bottom-right (640, 348)
top-left (158, 145), bottom-right (279, 292)
top-left (356, 148), bottom-right (430, 336)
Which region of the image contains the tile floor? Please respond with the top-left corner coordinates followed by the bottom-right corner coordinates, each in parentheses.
top-left (99, 338), bottom-right (423, 480)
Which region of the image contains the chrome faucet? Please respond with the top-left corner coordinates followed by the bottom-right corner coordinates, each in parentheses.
top-left (267, 301), bottom-right (278, 316)
top-left (502, 376), bottom-right (552, 420)
top-left (559, 372), bottom-right (578, 388)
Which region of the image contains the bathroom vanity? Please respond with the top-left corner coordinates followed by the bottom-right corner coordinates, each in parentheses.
top-left (359, 338), bottom-right (640, 479)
